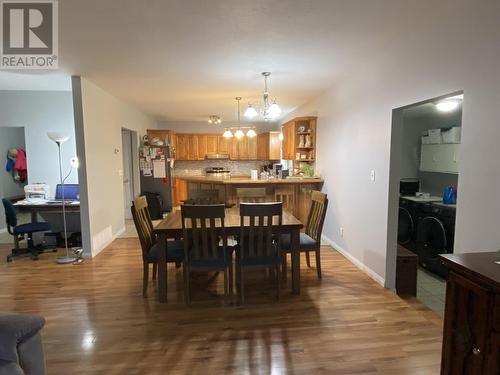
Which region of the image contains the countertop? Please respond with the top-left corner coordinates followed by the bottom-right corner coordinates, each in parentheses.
top-left (175, 175), bottom-right (324, 184)
top-left (440, 252), bottom-right (500, 290)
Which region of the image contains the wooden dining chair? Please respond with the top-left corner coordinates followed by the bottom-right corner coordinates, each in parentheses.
top-left (131, 196), bottom-right (184, 297)
top-left (181, 204), bottom-right (233, 304)
top-left (274, 188), bottom-right (295, 212)
top-left (236, 202), bottom-right (283, 304)
top-left (236, 187), bottom-right (267, 206)
top-left (281, 191), bottom-right (328, 280)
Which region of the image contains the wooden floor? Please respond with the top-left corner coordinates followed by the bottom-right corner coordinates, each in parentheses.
top-left (0, 240), bottom-right (443, 374)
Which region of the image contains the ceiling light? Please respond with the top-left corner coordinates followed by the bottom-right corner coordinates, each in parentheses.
top-left (223, 129), bottom-right (233, 138)
top-left (246, 129), bottom-right (257, 138)
top-left (267, 100), bottom-right (282, 119)
top-left (436, 100), bottom-right (459, 112)
top-left (234, 129), bottom-right (244, 139)
top-left (208, 115), bottom-right (221, 124)
top-left (244, 104), bottom-right (258, 119)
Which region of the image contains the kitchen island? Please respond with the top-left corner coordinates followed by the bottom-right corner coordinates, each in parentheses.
top-left (173, 176), bottom-right (324, 224)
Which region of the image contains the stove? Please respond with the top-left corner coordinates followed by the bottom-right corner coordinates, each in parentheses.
top-left (205, 167), bottom-right (230, 177)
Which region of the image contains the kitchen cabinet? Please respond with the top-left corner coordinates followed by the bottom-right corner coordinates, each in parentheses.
top-left (197, 135), bottom-right (207, 160)
top-left (440, 253), bottom-right (500, 375)
top-left (175, 134), bottom-right (189, 160)
top-left (187, 135), bottom-right (199, 160)
top-left (281, 121), bottom-right (295, 160)
top-left (420, 144), bottom-right (459, 174)
top-left (206, 135), bottom-right (218, 155)
top-left (172, 177), bottom-right (188, 206)
top-left (218, 136), bottom-right (231, 155)
top-left (257, 131), bottom-right (281, 160)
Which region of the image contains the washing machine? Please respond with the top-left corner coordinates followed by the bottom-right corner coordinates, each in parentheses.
top-left (415, 203), bottom-right (456, 278)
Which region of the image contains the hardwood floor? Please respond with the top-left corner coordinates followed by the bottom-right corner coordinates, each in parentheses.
top-left (0, 240), bottom-right (443, 374)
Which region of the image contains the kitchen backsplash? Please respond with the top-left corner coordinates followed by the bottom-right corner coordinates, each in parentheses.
top-left (173, 160), bottom-right (269, 177)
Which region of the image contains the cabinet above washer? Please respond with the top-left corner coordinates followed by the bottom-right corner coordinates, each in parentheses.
top-left (420, 143), bottom-right (459, 174)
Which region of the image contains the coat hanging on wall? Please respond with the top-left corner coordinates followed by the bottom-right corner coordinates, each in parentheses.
top-left (5, 148), bottom-right (28, 183)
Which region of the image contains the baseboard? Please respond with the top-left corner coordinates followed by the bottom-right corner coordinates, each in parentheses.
top-left (321, 234), bottom-right (386, 287)
top-left (90, 226), bottom-right (126, 258)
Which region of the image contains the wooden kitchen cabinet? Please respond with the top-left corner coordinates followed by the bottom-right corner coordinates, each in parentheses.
top-left (197, 135), bottom-right (207, 160)
top-left (218, 136), bottom-right (231, 155)
top-left (257, 131), bottom-right (281, 160)
top-left (175, 134), bottom-right (188, 160)
top-left (187, 135), bottom-right (199, 160)
top-left (172, 177), bottom-right (188, 206)
top-left (281, 121), bottom-right (295, 160)
top-left (206, 135), bottom-right (218, 155)
top-left (281, 117), bottom-right (317, 161)
top-left (440, 253), bottom-right (500, 375)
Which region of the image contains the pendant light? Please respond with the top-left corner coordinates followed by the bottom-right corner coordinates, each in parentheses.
top-left (246, 129), bottom-right (257, 138)
top-left (244, 104), bottom-right (258, 119)
top-left (223, 129), bottom-right (233, 138)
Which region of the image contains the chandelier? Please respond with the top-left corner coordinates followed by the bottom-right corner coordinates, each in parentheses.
top-left (244, 72), bottom-right (282, 121)
top-left (222, 97), bottom-right (257, 139)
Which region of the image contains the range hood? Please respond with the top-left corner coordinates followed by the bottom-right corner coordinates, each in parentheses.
top-left (205, 154), bottom-right (230, 160)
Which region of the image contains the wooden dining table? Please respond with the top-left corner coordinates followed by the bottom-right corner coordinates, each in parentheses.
top-left (153, 206), bottom-right (304, 303)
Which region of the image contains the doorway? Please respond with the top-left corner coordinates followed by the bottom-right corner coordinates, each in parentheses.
top-left (121, 128), bottom-right (136, 220)
top-left (386, 91), bottom-right (463, 316)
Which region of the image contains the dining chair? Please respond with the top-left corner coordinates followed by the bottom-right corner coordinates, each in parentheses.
top-left (131, 196), bottom-right (184, 297)
top-left (181, 204), bottom-right (233, 304)
top-left (274, 188), bottom-right (295, 212)
top-left (236, 187), bottom-right (267, 206)
top-left (186, 189), bottom-right (221, 205)
top-left (281, 190), bottom-right (328, 280)
top-left (236, 202), bottom-right (283, 304)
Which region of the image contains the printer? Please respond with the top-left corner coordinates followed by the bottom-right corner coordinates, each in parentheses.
top-left (24, 184), bottom-right (50, 200)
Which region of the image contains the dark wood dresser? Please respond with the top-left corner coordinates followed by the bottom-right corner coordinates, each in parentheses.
top-left (440, 252), bottom-right (500, 374)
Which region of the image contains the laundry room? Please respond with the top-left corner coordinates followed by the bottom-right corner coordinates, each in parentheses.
top-left (393, 92), bottom-right (463, 316)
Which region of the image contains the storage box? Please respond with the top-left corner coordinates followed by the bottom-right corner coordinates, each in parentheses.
top-left (426, 128), bottom-right (442, 144)
top-left (442, 126), bottom-right (461, 143)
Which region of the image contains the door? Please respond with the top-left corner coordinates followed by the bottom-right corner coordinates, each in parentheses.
top-left (121, 129), bottom-right (135, 219)
top-left (206, 135), bottom-right (218, 154)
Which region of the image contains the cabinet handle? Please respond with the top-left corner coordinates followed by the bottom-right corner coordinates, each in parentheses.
top-left (472, 347), bottom-right (481, 355)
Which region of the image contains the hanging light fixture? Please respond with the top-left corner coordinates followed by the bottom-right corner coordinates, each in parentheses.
top-left (244, 103), bottom-right (258, 119)
top-left (208, 115), bottom-right (221, 124)
top-left (222, 129), bottom-right (233, 138)
top-left (246, 129), bottom-right (257, 138)
top-left (234, 129), bottom-right (245, 139)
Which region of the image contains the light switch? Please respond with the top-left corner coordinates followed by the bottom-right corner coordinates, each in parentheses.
top-left (370, 170), bottom-right (375, 182)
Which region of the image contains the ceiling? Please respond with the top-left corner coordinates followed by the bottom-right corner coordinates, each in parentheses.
top-left (20, 0), bottom-right (449, 122)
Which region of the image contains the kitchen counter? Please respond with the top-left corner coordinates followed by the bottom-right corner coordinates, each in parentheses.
top-left (176, 175), bottom-right (324, 184)
top-left (173, 175), bottom-right (324, 224)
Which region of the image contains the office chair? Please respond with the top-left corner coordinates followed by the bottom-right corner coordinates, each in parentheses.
top-left (2, 199), bottom-right (56, 262)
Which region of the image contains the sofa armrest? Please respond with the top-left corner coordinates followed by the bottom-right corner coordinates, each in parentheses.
top-left (0, 313), bottom-right (45, 363)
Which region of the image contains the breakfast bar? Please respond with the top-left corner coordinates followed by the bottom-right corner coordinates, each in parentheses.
top-left (174, 176), bottom-right (324, 223)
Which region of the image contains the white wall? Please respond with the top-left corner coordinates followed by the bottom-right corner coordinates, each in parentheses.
top-left (0, 91), bottom-right (77, 195)
top-left (281, 1), bottom-right (500, 286)
top-left (0, 127), bottom-right (26, 230)
top-left (73, 77), bottom-right (158, 257)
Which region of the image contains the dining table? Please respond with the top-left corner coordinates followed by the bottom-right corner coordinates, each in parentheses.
top-left (153, 206), bottom-right (304, 303)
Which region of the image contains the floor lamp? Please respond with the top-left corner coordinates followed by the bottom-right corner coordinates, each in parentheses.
top-left (47, 132), bottom-right (77, 264)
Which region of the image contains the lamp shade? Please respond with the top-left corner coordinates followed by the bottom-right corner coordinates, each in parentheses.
top-left (267, 101), bottom-right (282, 119)
top-left (244, 104), bottom-right (258, 119)
top-left (246, 129), bottom-right (257, 138)
top-left (223, 129), bottom-right (233, 138)
top-left (47, 132), bottom-right (70, 144)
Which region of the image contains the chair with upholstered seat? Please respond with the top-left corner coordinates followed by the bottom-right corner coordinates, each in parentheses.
top-left (131, 196), bottom-right (184, 297)
top-left (281, 191), bottom-right (328, 280)
top-left (181, 204), bottom-right (233, 304)
top-left (235, 202), bottom-right (283, 303)
top-left (2, 198), bottom-right (55, 262)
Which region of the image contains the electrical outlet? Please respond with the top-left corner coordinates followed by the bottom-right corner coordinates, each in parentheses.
top-left (340, 227), bottom-right (344, 237)
top-left (370, 170), bottom-right (375, 182)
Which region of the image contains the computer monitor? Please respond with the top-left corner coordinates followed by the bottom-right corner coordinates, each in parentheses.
top-left (55, 184), bottom-right (80, 200)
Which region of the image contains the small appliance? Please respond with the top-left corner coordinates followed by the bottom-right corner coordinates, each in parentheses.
top-left (205, 167), bottom-right (230, 177)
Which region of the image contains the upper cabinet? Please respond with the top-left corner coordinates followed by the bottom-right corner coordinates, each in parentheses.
top-left (420, 144), bottom-right (459, 174)
top-left (168, 132), bottom-right (260, 161)
top-left (281, 117), bottom-right (317, 161)
top-left (257, 131), bottom-right (281, 160)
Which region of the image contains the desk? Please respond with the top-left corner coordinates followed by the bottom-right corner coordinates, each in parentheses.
top-left (14, 201), bottom-right (80, 222)
top-left (153, 207), bottom-right (303, 303)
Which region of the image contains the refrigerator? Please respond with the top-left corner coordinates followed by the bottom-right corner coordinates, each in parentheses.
top-left (139, 144), bottom-right (173, 217)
